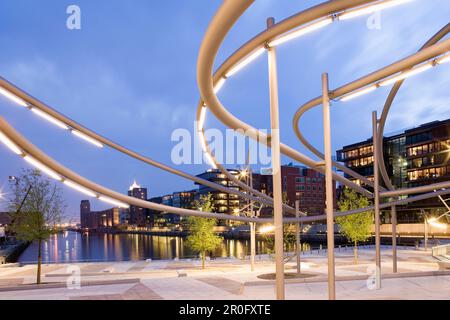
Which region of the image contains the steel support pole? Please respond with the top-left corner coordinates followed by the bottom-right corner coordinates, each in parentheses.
top-left (322, 73), bottom-right (336, 300)
top-left (249, 167), bottom-right (256, 272)
top-left (391, 205), bottom-right (398, 273)
top-left (424, 216), bottom-right (428, 251)
top-left (250, 221), bottom-right (256, 271)
top-left (267, 17), bottom-right (285, 300)
top-left (372, 111), bottom-right (382, 290)
top-left (295, 200), bottom-right (301, 275)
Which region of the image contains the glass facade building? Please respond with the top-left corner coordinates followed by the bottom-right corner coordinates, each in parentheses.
top-left (337, 119), bottom-right (450, 222)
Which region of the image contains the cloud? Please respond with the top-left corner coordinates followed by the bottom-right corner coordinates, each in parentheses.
top-left (0, 56), bottom-right (192, 142)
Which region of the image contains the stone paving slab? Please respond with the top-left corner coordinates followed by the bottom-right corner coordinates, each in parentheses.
top-left (127, 261), bottom-right (149, 272)
top-left (196, 277), bottom-right (244, 295)
top-left (0, 278), bottom-right (23, 287)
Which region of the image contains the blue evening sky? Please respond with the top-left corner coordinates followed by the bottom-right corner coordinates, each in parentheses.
top-left (0, 0), bottom-right (449, 220)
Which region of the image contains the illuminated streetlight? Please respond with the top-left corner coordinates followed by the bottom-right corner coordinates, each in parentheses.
top-left (239, 170), bottom-right (248, 179)
top-left (427, 218), bottom-right (448, 230)
top-left (259, 225), bottom-right (275, 234)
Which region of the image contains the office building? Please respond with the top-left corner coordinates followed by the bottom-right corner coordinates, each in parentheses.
top-left (127, 180), bottom-right (149, 226)
top-left (337, 119), bottom-right (450, 222)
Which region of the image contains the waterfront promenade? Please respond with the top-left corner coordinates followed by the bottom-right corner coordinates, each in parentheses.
top-left (0, 247), bottom-right (448, 300)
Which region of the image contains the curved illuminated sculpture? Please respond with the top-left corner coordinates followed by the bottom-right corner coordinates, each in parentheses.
top-left (0, 0), bottom-right (449, 300)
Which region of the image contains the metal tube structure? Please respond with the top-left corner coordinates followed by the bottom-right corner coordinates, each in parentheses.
top-left (372, 111), bottom-right (382, 290)
top-left (381, 181), bottom-right (450, 198)
top-left (1, 1), bottom-right (448, 234)
top-left (0, 80), bottom-right (274, 211)
top-left (249, 164), bottom-right (256, 272)
top-left (197, 0), bottom-right (379, 199)
top-left (295, 200), bottom-right (301, 275)
top-left (196, 104), bottom-right (297, 216)
top-left (377, 24), bottom-right (450, 191)
top-left (391, 205), bottom-right (398, 273)
top-left (267, 17), bottom-right (285, 301)
top-left (424, 211), bottom-right (429, 251)
top-left (250, 220), bottom-right (256, 272)
top-left (322, 73), bottom-right (336, 300)
top-left (293, 38), bottom-right (450, 176)
top-left (2, 112), bottom-right (450, 227)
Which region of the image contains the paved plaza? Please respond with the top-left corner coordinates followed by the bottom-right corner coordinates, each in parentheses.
top-left (0, 247), bottom-right (448, 300)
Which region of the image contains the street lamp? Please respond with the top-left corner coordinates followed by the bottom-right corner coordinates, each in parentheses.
top-left (9, 176), bottom-right (32, 214)
top-left (427, 212), bottom-right (449, 230)
top-left (427, 217), bottom-right (448, 230)
top-left (259, 225), bottom-right (275, 234)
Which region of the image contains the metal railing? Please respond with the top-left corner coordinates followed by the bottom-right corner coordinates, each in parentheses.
top-left (432, 244), bottom-right (450, 261)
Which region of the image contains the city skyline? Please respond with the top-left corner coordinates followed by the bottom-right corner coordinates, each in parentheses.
top-left (0, 0), bottom-right (449, 218)
top-left (0, 0), bottom-right (448, 304)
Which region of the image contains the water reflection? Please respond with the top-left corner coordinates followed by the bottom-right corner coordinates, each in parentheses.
top-left (19, 231), bottom-right (268, 264)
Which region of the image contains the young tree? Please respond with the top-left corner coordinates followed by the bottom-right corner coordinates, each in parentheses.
top-left (263, 192), bottom-right (296, 253)
top-left (9, 169), bottom-right (66, 284)
top-left (336, 187), bottom-right (373, 264)
top-left (186, 194), bottom-right (223, 269)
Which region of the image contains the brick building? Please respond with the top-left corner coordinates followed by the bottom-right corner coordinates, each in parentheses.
top-left (80, 200), bottom-right (120, 230)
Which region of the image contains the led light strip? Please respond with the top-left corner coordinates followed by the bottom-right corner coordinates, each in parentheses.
top-left (225, 47), bottom-right (266, 78)
top-left (197, 105), bottom-right (218, 169)
top-left (71, 130), bottom-right (104, 148)
top-left (98, 196), bottom-right (130, 209)
top-left (0, 86), bottom-right (28, 107)
top-left (30, 107), bottom-right (69, 130)
top-left (269, 17), bottom-right (333, 47)
top-left (340, 53), bottom-right (449, 102)
top-left (0, 131), bottom-right (23, 155)
top-left (23, 155), bottom-right (63, 181)
top-left (214, 77), bottom-right (227, 94)
top-left (339, 0), bottom-right (413, 20)
top-left (199, 0), bottom-right (414, 176)
top-left (0, 129), bottom-right (129, 208)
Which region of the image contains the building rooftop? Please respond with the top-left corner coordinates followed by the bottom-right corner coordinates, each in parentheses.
top-left (129, 180), bottom-right (141, 191)
top-left (339, 118), bottom-right (450, 151)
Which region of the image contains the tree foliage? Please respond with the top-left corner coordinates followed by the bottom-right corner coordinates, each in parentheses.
top-left (264, 192), bottom-right (296, 253)
top-left (336, 187), bottom-right (373, 263)
top-left (8, 169), bottom-right (66, 283)
top-left (186, 194), bottom-right (223, 269)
